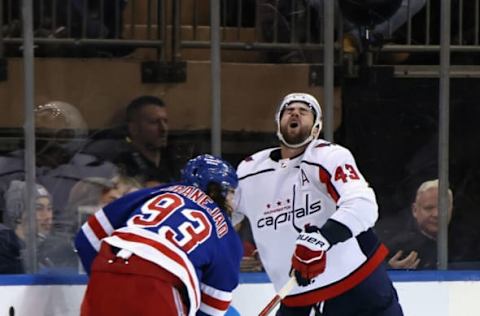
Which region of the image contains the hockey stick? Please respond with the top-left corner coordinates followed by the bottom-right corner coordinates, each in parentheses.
top-left (290, 185), bottom-right (302, 233)
top-left (258, 276), bottom-right (297, 316)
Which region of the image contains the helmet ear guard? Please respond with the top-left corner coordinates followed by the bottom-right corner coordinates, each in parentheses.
top-left (180, 154), bottom-right (238, 198)
top-left (275, 93), bottom-right (323, 148)
top-left (311, 120), bottom-right (322, 139)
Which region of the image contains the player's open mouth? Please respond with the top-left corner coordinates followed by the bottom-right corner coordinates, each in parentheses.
top-left (289, 122), bottom-right (299, 128)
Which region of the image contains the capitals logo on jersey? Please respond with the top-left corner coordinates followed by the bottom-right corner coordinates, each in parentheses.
top-left (256, 189), bottom-right (322, 231)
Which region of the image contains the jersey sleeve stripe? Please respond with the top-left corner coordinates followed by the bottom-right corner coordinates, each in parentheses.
top-left (81, 224), bottom-right (102, 251)
top-left (201, 282), bottom-right (232, 301)
top-left (85, 209), bottom-right (113, 242)
top-left (318, 166), bottom-right (340, 202)
top-left (95, 209), bottom-right (114, 234)
top-left (200, 293), bottom-right (230, 314)
top-left (200, 283), bottom-right (232, 311)
top-left (106, 229), bottom-right (201, 314)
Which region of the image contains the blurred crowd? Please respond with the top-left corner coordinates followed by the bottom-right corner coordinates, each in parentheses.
top-left (1, 0), bottom-right (480, 276)
top-left (1, 95), bottom-right (477, 275)
top-left (0, 96), bottom-right (180, 273)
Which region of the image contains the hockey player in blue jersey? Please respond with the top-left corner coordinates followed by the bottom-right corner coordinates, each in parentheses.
top-left (75, 154), bottom-right (243, 316)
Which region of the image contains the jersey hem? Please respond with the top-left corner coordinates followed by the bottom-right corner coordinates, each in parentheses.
top-left (283, 243), bottom-right (389, 306)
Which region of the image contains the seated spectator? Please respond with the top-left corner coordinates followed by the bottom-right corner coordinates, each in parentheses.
top-left (81, 96), bottom-right (192, 187)
top-left (98, 96), bottom-right (176, 186)
top-left (111, 174), bottom-right (142, 196)
top-left (0, 180), bottom-right (77, 273)
top-left (62, 175), bottom-right (142, 234)
top-left (0, 101), bottom-right (118, 234)
top-left (0, 223), bottom-right (24, 274)
top-left (61, 177), bottom-right (120, 234)
top-left (385, 179), bottom-right (452, 269)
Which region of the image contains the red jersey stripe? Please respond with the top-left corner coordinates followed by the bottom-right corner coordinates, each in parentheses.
top-left (87, 214), bottom-right (108, 240)
top-left (201, 292), bottom-right (230, 311)
top-left (318, 166), bottom-right (340, 202)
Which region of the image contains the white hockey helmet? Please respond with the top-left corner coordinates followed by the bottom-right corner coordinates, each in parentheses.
top-left (275, 93), bottom-right (323, 148)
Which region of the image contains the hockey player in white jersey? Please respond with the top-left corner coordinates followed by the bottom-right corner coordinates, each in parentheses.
top-left (235, 93), bottom-right (403, 315)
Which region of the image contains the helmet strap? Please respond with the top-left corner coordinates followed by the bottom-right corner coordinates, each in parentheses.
top-left (277, 122), bottom-right (322, 149)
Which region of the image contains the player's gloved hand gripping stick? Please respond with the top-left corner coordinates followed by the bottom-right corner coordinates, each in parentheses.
top-left (258, 225), bottom-right (330, 316)
top-left (291, 225), bottom-right (330, 286)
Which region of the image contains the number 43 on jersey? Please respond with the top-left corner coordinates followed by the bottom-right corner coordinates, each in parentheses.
top-left (335, 164), bottom-right (360, 183)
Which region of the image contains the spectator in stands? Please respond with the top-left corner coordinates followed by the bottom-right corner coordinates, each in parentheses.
top-left (0, 222), bottom-right (23, 273)
top-left (386, 179), bottom-right (452, 269)
top-left (111, 174), bottom-right (142, 196)
top-left (0, 101), bottom-right (118, 234)
top-left (63, 177), bottom-right (120, 235)
top-left (0, 180), bottom-right (76, 273)
top-left (63, 175), bottom-right (142, 234)
top-left (112, 96), bottom-right (176, 186)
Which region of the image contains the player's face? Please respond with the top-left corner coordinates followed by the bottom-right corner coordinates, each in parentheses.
top-left (279, 102), bottom-right (315, 145)
top-left (225, 189), bottom-right (236, 216)
top-left (412, 187), bottom-right (452, 239)
top-left (130, 104), bottom-right (168, 149)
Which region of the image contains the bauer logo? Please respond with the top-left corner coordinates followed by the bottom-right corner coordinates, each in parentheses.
top-left (256, 194), bottom-right (322, 230)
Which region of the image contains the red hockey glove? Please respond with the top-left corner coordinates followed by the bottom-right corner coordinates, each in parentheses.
top-left (291, 226), bottom-right (330, 286)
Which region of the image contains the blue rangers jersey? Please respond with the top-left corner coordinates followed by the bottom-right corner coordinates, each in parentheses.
top-left (75, 183), bottom-right (243, 316)
top-left (235, 139), bottom-right (388, 307)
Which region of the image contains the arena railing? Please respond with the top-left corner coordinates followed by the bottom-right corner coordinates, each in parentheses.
top-left (1, 0), bottom-right (479, 67)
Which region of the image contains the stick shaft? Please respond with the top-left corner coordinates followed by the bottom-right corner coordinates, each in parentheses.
top-left (258, 276), bottom-right (297, 316)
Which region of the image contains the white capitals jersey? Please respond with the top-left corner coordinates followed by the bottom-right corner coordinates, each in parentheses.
top-left (235, 139), bottom-right (388, 306)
